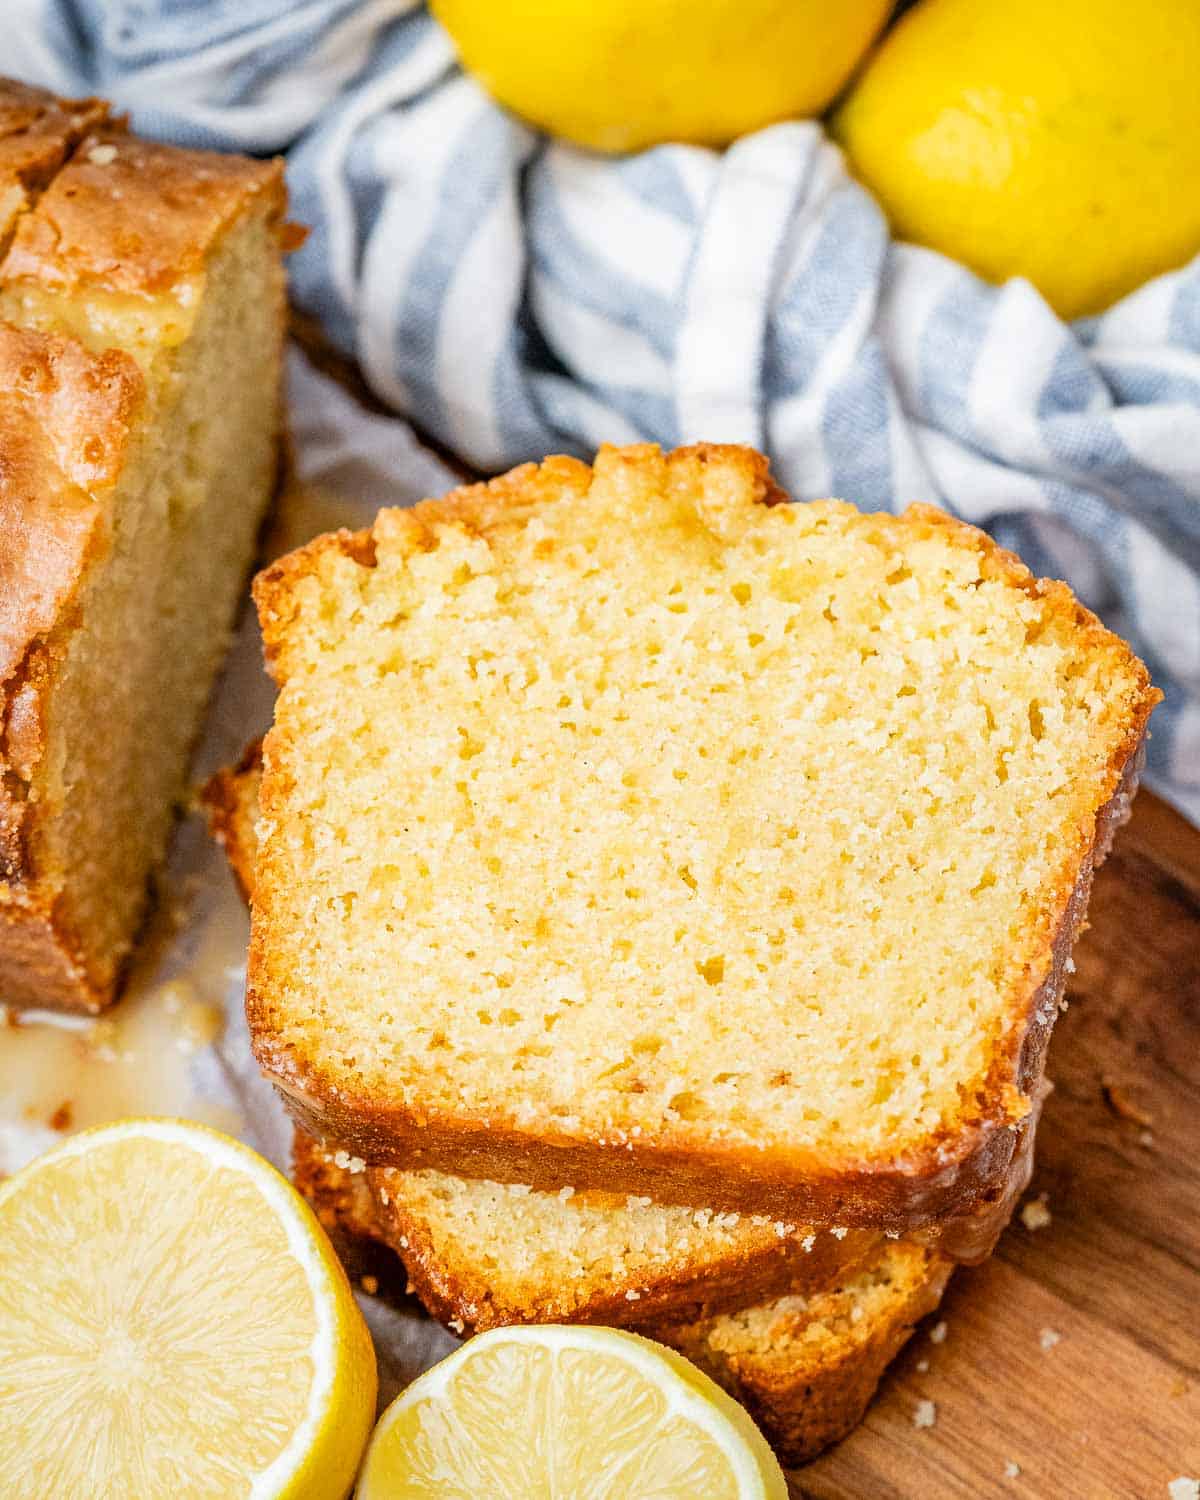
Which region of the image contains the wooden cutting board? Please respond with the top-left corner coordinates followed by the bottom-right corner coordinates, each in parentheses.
top-left (791, 789), bottom-right (1200, 1499)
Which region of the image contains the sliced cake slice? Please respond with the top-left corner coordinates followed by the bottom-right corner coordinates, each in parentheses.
top-left (648, 1239), bottom-right (953, 1467)
top-left (366, 1161), bottom-right (877, 1334)
top-left (0, 107), bottom-right (289, 1012)
top-left (298, 1132), bottom-right (953, 1469)
top-left (211, 750), bottom-right (877, 1328)
top-left (249, 444), bottom-right (1156, 1224)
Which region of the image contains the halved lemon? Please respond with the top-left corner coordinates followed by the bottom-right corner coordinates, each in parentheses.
top-left (0, 1118), bottom-right (377, 1499)
top-left (356, 1323), bottom-right (787, 1498)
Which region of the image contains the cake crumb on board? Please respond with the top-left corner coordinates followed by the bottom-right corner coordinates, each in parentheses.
top-left (913, 1399), bottom-right (937, 1430)
top-left (1021, 1194), bottom-right (1052, 1231)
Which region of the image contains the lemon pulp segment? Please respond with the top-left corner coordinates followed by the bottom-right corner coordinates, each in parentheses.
top-left (0, 1118), bottom-right (376, 1500)
top-left (358, 1323), bottom-right (786, 1499)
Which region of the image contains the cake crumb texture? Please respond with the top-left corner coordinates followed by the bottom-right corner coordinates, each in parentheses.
top-left (214, 764), bottom-right (879, 1335)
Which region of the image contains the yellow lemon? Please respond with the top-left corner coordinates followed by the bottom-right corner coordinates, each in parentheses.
top-left (431, 0), bottom-right (891, 152)
top-left (357, 1323), bottom-right (787, 1498)
top-left (834, 0), bottom-right (1200, 318)
top-left (0, 1118), bottom-right (377, 1500)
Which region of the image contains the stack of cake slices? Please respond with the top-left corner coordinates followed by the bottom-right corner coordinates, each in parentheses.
top-left (216, 443), bottom-right (1157, 1465)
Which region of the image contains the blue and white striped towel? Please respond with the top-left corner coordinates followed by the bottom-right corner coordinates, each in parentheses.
top-left (12, 0), bottom-right (1200, 820)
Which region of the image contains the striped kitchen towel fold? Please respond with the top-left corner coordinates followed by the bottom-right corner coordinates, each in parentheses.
top-left (11, 0), bottom-right (1200, 818)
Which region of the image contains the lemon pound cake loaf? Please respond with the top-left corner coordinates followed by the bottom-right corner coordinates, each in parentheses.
top-left (0, 81), bottom-right (289, 1012)
top-left (249, 443), bottom-right (1157, 1224)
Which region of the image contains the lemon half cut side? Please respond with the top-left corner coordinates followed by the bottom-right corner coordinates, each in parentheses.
top-left (357, 1322), bottom-right (787, 1499)
top-left (0, 1117), bottom-right (377, 1500)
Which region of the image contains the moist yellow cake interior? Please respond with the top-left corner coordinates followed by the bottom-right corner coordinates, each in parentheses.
top-left (259, 448), bottom-right (1149, 1161)
top-left (381, 1168), bottom-right (807, 1290)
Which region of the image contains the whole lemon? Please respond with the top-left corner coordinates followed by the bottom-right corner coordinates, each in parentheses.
top-left (833, 0), bottom-right (1200, 319)
top-left (431, 0), bottom-right (891, 153)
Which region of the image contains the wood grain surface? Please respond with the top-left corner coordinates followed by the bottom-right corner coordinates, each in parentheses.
top-left (791, 789), bottom-right (1200, 1499)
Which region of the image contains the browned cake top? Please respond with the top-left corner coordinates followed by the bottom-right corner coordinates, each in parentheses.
top-left (2, 129), bottom-right (285, 300)
top-left (0, 80), bottom-right (111, 246)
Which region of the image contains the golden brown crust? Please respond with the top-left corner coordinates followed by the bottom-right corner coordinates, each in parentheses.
top-left (249, 445), bottom-right (1159, 1226)
top-left (198, 739), bottom-right (264, 904)
top-left (651, 1246), bottom-right (954, 1467)
top-left (290, 1126), bottom-right (413, 1297)
top-left (291, 1124), bottom-right (385, 1244)
top-left (0, 881), bottom-right (97, 1013)
top-left (0, 78), bottom-right (112, 249)
top-left (0, 321), bottom-right (141, 691)
top-left (265, 1066), bottom-right (1017, 1228)
top-left (1, 129), bottom-right (286, 300)
top-left (0, 322), bottom-right (144, 1011)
